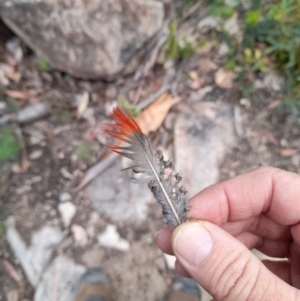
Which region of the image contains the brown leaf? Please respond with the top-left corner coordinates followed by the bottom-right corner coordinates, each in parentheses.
top-left (215, 68), bottom-right (235, 89)
top-left (268, 100), bottom-right (281, 110)
top-left (4, 89), bottom-right (31, 100)
top-left (280, 149), bottom-right (297, 157)
top-left (136, 92), bottom-right (180, 134)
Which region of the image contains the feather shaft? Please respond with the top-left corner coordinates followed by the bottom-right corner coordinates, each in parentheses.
top-left (141, 148), bottom-right (181, 225)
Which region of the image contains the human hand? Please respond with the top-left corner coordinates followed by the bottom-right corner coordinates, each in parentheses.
top-left (156, 167), bottom-right (300, 301)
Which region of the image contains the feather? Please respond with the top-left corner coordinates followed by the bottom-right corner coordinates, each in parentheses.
top-left (103, 107), bottom-right (187, 228)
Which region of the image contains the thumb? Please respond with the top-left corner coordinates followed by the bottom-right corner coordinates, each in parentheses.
top-left (172, 221), bottom-right (298, 301)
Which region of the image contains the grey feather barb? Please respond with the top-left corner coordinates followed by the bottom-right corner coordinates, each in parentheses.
top-left (103, 107), bottom-right (188, 228)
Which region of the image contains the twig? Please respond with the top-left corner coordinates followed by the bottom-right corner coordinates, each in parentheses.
top-left (0, 102), bottom-right (50, 126)
top-left (14, 125), bottom-right (30, 172)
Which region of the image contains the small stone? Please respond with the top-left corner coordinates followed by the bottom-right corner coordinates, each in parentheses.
top-left (240, 98), bottom-right (251, 109)
top-left (58, 152), bottom-right (65, 159)
top-left (98, 224), bottom-right (130, 252)
top-left (163, 253), bottom-right (176, 270)
top-left (224, 13), bottom-right (240, 36)
top-left (190, 86), bottom-right (213, 102)
top-left (198, 16), bottom-right (220, 34)
top-left (264, 71), bottom-right (284, 91)
top-left (6, 38), bottom-right (23, 62)
top-left (11, 163), bottom-right (21, 174)
top-left (218, 42), bottom-right (229, 58)
top-left (60, 167), bottom-right (73, 179)
top-left (71, 224), bottom-right (88, 247)
top-left (6, 290), bottom-right (18, 301)
top-left (16, 185), bottom-right (31, 195)
top-left (59, 192), bottom-right (72, 203)
top-left (87, 226), bottom-right (95, 238)
top-left (45, 191), bottom-right (52, 198)
top-left (0, 101), bottom-right (6, 111)
top-left (89, 212), bottom-right (100, 225)
top-left (292, 155), bottom-right (300, 166)
top-left (58, 202), bottom-right (76, 227)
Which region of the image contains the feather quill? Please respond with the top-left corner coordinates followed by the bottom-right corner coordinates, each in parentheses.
top-left (103, 107), bottom-right (187, 228)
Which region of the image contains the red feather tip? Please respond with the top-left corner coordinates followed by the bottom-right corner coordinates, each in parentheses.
top-left (103, 107), bottom-right (144, 144)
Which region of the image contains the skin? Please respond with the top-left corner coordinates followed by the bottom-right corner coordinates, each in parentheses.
top-left (156, 167), bottom-right (300, 301)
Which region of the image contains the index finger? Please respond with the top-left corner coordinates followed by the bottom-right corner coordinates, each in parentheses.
top-left (188, 167), bottom-right (300, 226)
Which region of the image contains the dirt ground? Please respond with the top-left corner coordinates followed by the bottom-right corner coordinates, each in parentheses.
top-left (0, 13), bottom-right (300, 301)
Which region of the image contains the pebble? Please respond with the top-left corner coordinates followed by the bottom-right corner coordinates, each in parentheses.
top-left (98, 224), bottom-right (130, 252)
top-left (59, 192), bottom-right (72, 203)
top-left (71, 224), bottom-right (88, 247)
top-left (198, 16), bottom-right (220, 34)
top-left (16, 185), bottom-right (31, 195)
top-left (6, 290), bottom-right (18, 301)
top-left (29, 149), bottom-right (43, 160)
top-left (11, 163), bottom-right (21, 174)
top-left (218, 42), bottom-right (229, 58)
top-left (58, 202), bottom-right (76, 227)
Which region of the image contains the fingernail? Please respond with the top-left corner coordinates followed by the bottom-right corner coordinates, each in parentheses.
top-left (173, 223), bottom-right (213, 266)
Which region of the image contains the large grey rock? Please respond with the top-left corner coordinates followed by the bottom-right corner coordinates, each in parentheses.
top-left (6, 217), bottom-right (64, 287)
top-left (34, 255), bottom-right (86, 301)
top-left (87, 158), bottom-right (154, 223)
top-left (0, 0), bottom-right (164, 79)
top-left (174, 102), bottom-right (236, 198)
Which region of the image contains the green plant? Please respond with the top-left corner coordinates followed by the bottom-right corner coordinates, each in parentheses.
top-left (242, 0), bottom-right (300, 111)
top-left (165, 21), bottom-right (195, 61)
top-left (0, 127), bottom-right (21, 162)
top-left (118, 94), bottom-right (141, 117)
top-left (38, 58), bottom-right (51, 71)
top-left (76, 140), bottom-right (94, 163)
top-left (50, 110), bottom-right (71, 124)
top-left (208, 0), bottom-right (238, 19)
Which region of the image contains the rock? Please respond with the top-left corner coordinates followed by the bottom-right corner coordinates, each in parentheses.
top-left (71, 224), bottom-right (88, 247)
top-left (190, 86), bottom-right (213, 102)
top-left (0, 0), bottom-right (164, 79)
top-left (6, 217), bottom-right (64, 287)
top-left (59, 192), bottom-right (71, 203)
top-left (264, 71), bottom-right (284, 91)
top-left (224, 13), bottom-right (240, 36)
top-left (215, 68), bottom-right (235, 89)
top-left (29, 149), bottom-right (43, 160)
top-left (292, 154), bottom-right (300, 166)
top-left (198, 16), bottom-right (220, 34)
top-left (87, 158), bottom-right (154, 224)
top-left (34, 255), bottom-right (86, 301)
top-left (174, 102), bottom-right (236, 197)
top-left (58, 202), bottom-right (76, 227)
top-left (218, 42), bottom-right (229, 58)
top-left (17, 103), bottom-right (50, 124)
top-left (6, 38), bottom-right (23, 63)
top-left (98, 224), bottom-right (130, 252)
top-left (6, 290), bottom-right (18, 301)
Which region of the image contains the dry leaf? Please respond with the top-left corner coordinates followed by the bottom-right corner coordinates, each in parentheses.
top-left (215, 68), bottom-right (235, 89)
top-left (136, 92), bottom-right (180, 134)
top-left (188, 71), bottom-right (199, 81)
top-left (198, 58), bottom-right (218, 73)
top-left (4, 90), bottom-right (31, 100)
top-left (280, 149), bottom-right (297, 157)
top-left (77, 92), bottom-right (89, 118)
top-left (268, 100), bottom-right (281, 110)
top-left (2, 260), bottom-right (23, 287)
